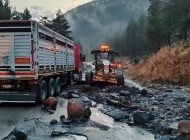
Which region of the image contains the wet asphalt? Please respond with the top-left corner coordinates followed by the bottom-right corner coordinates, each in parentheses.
top-left (0, 98), bottom-right (155, 140)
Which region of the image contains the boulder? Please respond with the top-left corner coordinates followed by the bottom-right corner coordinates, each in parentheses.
top-left (44, 97), bottom-right (58, 110)
top-left (178, 120), bottom-right (190, 136)
top-left (100, 107), bottom-right (128, 121)
top-left (67, 98), bottom-right (85, 121)
top-left (133, 111), bottom-right (154, 124)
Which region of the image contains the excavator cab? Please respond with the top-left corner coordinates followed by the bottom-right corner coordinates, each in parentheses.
top-left (86, 45), bottom-right (124, 85)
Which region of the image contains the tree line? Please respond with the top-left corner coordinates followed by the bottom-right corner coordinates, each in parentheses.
top-left (0, 0), bottom-right (31, 20)
top-left (0, 0), bottom-right (71, 38)
top-left (108, 0), bottom-right (190, 61)
top-left (40, 10), bottom-right (71, 39)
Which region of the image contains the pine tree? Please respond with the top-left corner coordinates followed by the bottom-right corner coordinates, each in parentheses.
top-left (0, 0), bottom-right (3, 19)
top-left (43, 9), bottom-right (72, 38)
top-left (11, 7), bottom-right (22, 20)
top-left (3, 0), bottom-right (11, 20)
top-left (22, 8), bottom-right (32, 20)
top-left (147, 0), bottom-right (164, 51)
top-left (169, 0), bottom-right (190, 40)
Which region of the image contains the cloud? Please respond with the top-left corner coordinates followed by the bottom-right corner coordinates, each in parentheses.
top-left (30, 6), bottom-right (43, 10)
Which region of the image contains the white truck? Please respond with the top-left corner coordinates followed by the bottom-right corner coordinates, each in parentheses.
top-left (0, 20), bottom-right (83, 103)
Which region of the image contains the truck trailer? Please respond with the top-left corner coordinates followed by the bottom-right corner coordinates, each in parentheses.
top-left (0, 20), bottom-right (83, 103)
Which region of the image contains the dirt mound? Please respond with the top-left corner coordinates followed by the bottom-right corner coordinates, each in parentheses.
top-left (128, 41), bottom-right (190, 85)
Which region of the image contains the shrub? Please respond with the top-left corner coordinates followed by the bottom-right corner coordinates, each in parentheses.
top-left (128, 41), bottom-right (190, 85)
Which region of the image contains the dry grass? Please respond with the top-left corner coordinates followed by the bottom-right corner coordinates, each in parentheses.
top-left (128, 41), bottom-right (190, 85)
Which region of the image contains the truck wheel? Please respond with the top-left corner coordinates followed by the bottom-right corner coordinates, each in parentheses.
top-left (39, 80), bottom-right (48, 103)
top-left (55, 77), bottom-right (61, 96)
top-left (116, 74), bottom-right (124, 85)
top-left (48, 78), bottom-right (55, 97)
top-left (86, 72), bottom-right (93, 84)
top-left (68, 73), bottom-right (75, 86)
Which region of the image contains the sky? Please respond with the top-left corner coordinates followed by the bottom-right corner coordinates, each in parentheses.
top-left (10, 0), bottom-right (92, 19)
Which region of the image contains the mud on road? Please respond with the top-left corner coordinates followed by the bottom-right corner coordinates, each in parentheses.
top-left (1, 81), bottom-right (190, 140)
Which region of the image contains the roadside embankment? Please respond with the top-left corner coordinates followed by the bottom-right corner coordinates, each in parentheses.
top-left (128, 41), bottom-right (190, 85)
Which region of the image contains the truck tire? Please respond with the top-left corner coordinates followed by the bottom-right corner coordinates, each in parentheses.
top-left (55, 77), bottom-right (61, 96)
top-left (86, 72), bottom-right (93, 84)
top-left (68, 72), bottom-right (75, 86)
top-left (116, 73), bottom-right (124, 85)
top-left (39, 80), bottom-right (48, 103)
top-left (48, 78), bottom-right (55, 97)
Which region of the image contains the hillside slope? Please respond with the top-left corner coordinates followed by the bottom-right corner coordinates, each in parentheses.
top-left (128, 41), bottom-right (190, 85)
top-left (65, 0), bottom-right (149, 58)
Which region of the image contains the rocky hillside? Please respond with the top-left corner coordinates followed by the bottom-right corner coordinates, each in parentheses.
top-left (65, 0), bottom-right (149, 58)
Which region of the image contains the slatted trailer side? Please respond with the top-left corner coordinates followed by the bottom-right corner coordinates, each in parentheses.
top-left (0, 20), bottom-right (82, 103)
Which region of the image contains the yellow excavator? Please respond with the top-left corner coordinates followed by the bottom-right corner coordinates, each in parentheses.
top-left (85, 45), bottom-right (124, 85)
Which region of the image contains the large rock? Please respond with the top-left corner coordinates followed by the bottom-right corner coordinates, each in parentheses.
top-left (178, 120), bottom-right (190, 136)
top-left (44, 97), bottom-right (58, 110)
top-left (67, 98), bottom-right (92, 121)
top-left (100, 106), bottom-right (128, 121)
top-left (67, 99), bottom-right (84, 121)
top-left (133, 111), bottom-right (154, 124)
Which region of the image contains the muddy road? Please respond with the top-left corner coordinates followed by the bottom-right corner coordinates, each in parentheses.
top-left (0, 78), bottom-right (190, 140)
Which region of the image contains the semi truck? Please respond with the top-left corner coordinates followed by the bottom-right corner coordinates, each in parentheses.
top-left (0, 20), bottom-right (84, 103)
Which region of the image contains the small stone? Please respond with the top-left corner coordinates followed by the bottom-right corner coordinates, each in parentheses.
top-left (48, 110), bottom-right (55, 114)
top-left (102, 89), bottom-right (107, 92)
top-left (152, 100), bottom-right (159, 105)
top-left (13, 131), bottom-right (27, 140)
top-left (79, 96), bottom-right (92, 106)
top-left (165, 89), bottom-right (173, 92)
top-left (68, 91), bottom-right (80, 99)
top-left (138, 89), bottom-right (149, 96)
top-left (107, 99), bottom-right (120, 107)
top-left (84, 107), bottom-right (91, 118)
top-left (50, 119), bottom-right (58, 125)
top-left (91, 102), bottom-right (97, 107)
top-left (120, 90), bottom-right (130, 96)
top-left (61, 118), bottom-right (72, 125)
